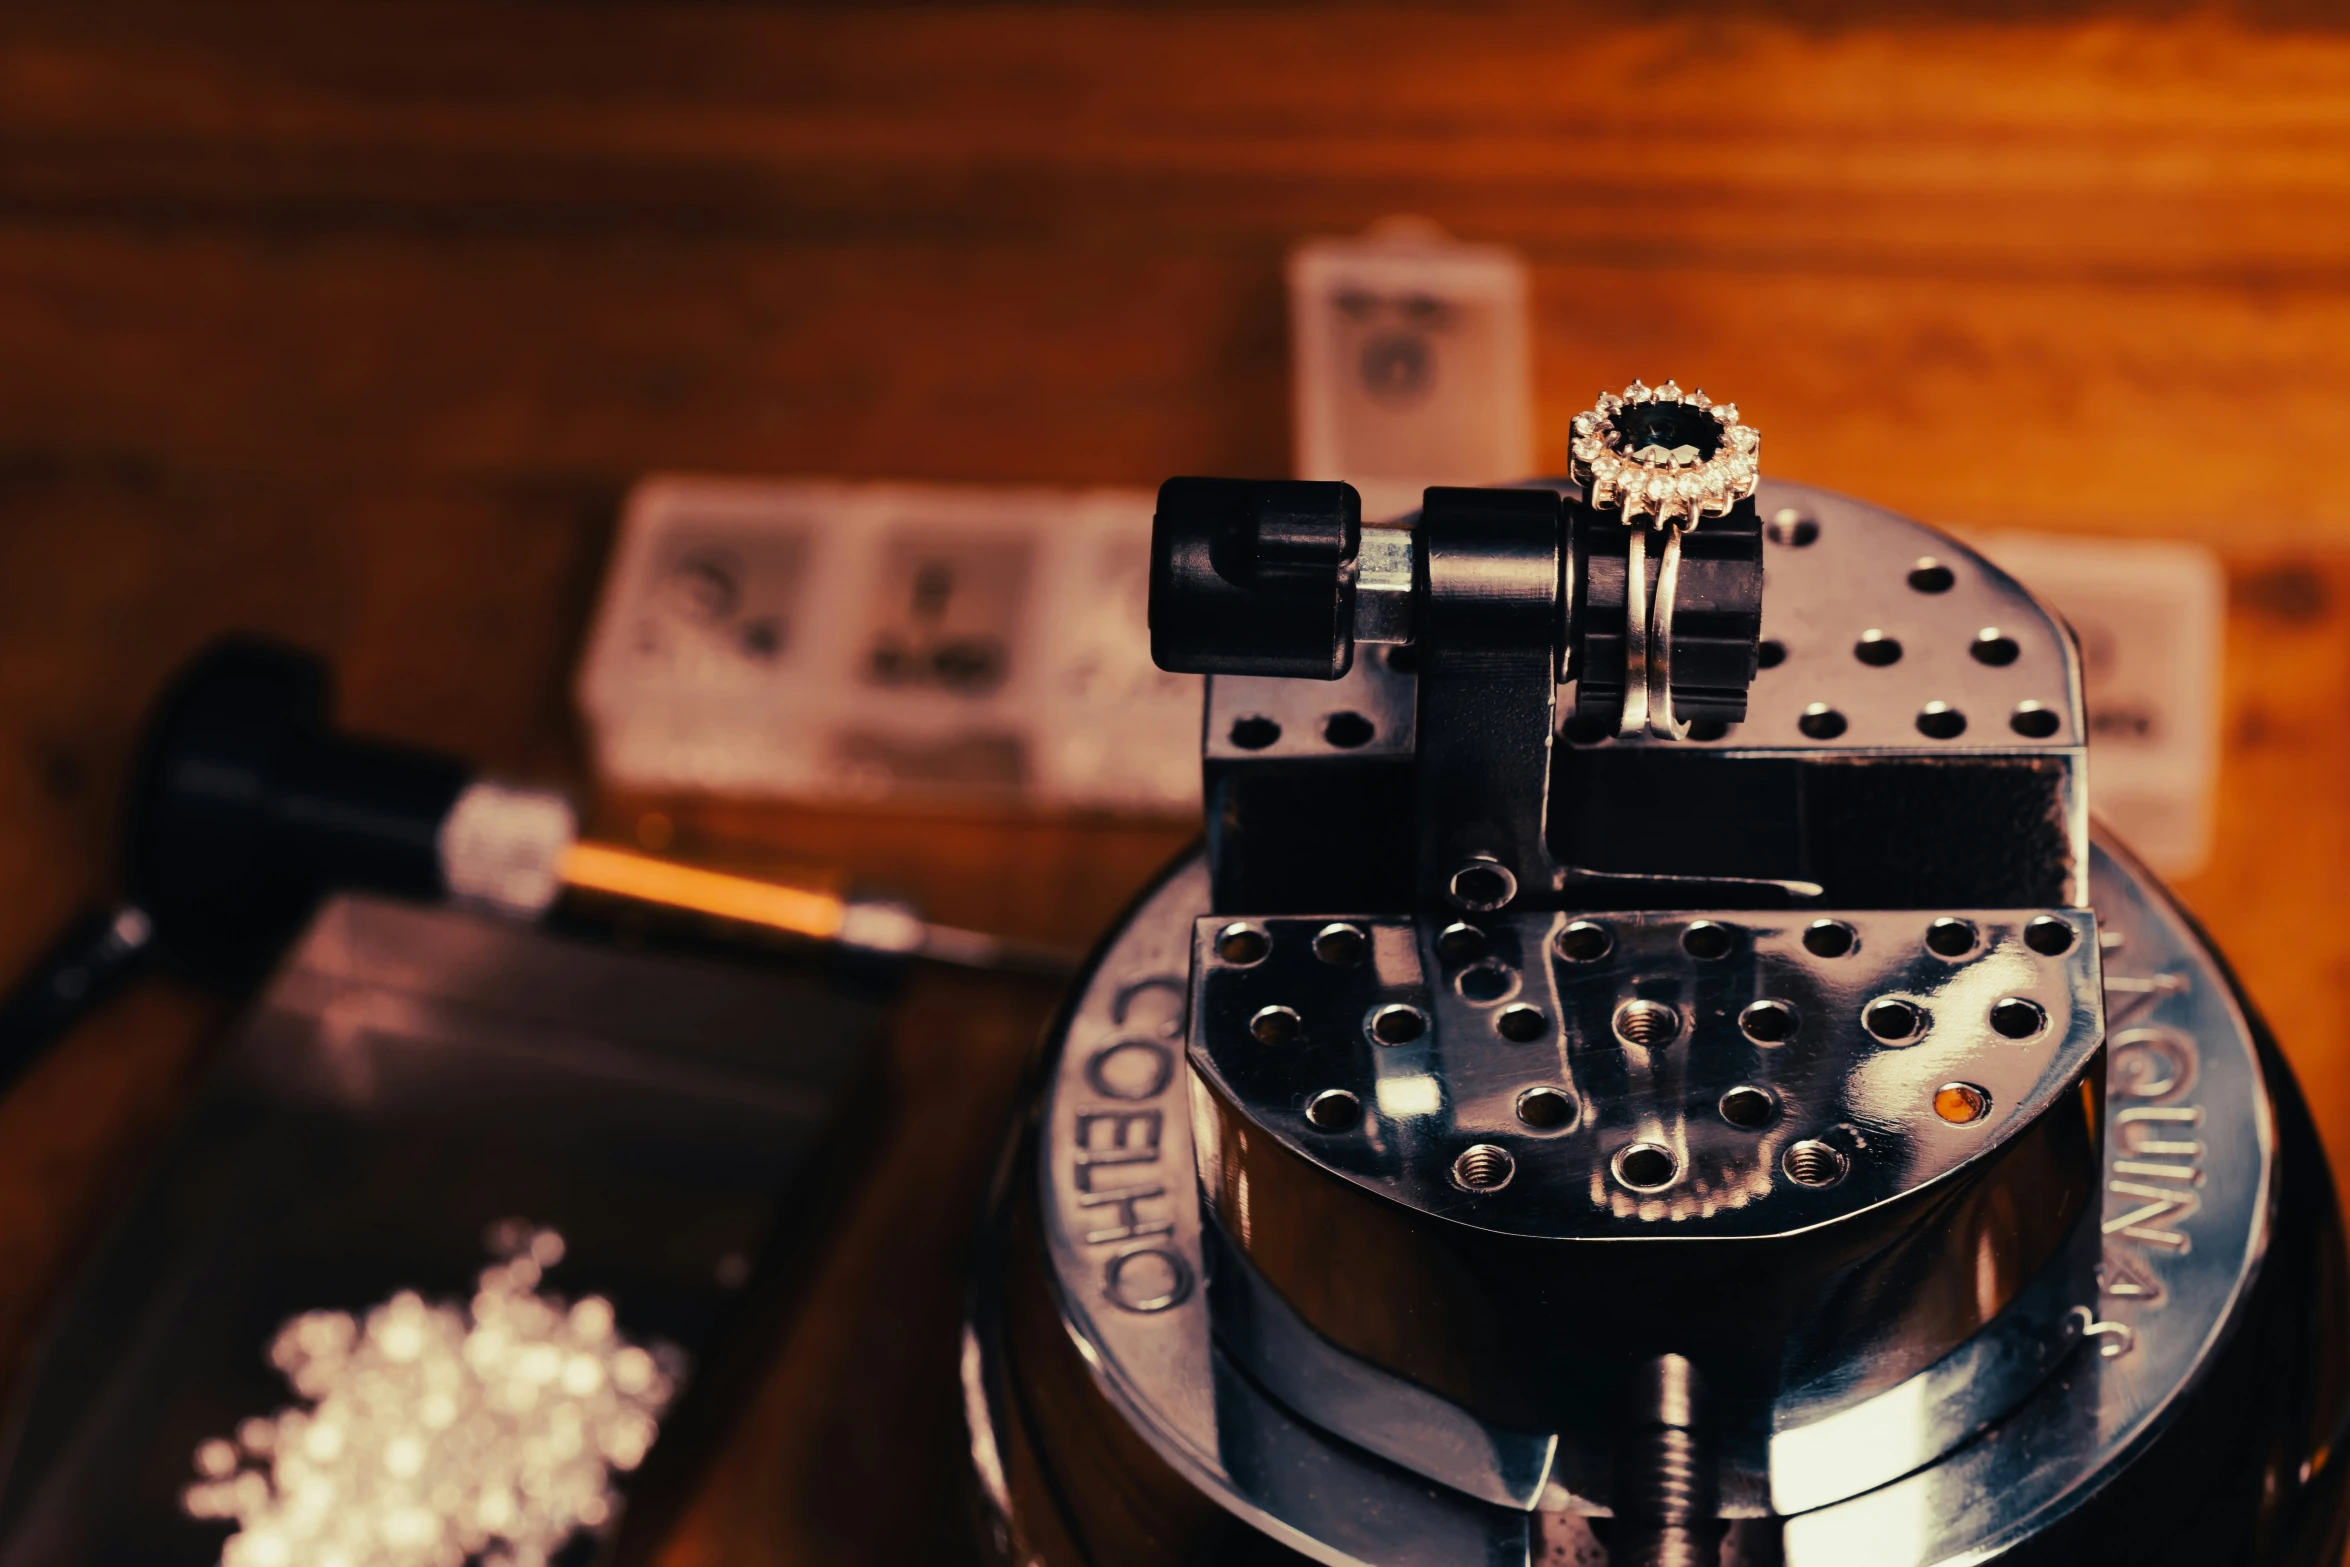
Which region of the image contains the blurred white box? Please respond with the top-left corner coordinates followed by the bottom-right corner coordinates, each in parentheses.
top-left (577, 477), bottom-right (1200, 813)
top-left (1290, 218), bottom-right (1534, 520)
top-left (1970, 532), bottom-right (2225, 878)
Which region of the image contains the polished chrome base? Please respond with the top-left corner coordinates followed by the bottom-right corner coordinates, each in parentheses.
top-left (963, 839), bottom-right (2350, 1566)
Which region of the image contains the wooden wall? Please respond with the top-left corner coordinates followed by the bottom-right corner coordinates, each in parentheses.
top-left (5, 3), bottom-right (2350, 1560)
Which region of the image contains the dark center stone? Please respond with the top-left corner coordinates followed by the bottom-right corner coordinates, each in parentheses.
top-left (1611, 401), bottom-right (1721, 461)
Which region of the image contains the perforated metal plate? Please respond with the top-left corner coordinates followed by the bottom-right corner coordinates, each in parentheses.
top-left (1009, 843), bottom-right (2270, 1566)
top-left (1189, 906), bottom-right (2102, 1238)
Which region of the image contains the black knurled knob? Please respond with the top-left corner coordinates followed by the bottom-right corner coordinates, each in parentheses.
top-left (129, 638), bottom-right (471, 977)
top-left (1149, 478), bottom-right (1360, 680)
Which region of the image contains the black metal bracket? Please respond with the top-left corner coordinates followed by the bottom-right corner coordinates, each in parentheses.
top-left (1151, 475), bottom-right (1770, 917)
top-left (1414, 486), bottom-right (1565, 912)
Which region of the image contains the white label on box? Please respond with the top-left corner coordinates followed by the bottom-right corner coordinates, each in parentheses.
top-left (1969, 532), bottom-right (2224, 877)
top-left (1290, 217), bottom-right (1534, 521)
top-left (577, 477), bottom-right (1201, 813)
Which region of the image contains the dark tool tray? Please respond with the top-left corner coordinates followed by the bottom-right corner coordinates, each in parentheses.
top-left (0, 894), bottom-right (881, 1566)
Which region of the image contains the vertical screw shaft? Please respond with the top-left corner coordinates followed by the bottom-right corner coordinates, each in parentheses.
top-left (1611, 1355), bottom-right (1722, 1567)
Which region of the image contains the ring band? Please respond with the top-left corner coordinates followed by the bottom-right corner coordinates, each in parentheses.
top-left (1646, 525), bottom-right (1690, 741)
top-left (1619, 525), bottom-right (1651, 736)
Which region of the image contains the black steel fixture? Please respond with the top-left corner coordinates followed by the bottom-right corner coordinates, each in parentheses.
top-left (964, 384), bottom-right (2350, 1567)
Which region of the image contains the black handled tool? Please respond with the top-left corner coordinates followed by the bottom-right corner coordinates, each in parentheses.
top-left (0, 638), bottom-right (1078, 1085)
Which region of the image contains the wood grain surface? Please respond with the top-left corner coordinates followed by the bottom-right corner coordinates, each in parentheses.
top-left (3, 3), bottom-right (2350, 1560)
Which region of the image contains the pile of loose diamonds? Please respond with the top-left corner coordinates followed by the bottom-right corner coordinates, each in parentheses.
top-left (182, 1224), bottom-right (679, 1567)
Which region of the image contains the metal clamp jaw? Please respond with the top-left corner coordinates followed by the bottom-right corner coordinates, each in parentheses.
top-left (1149, 380), bottom-right (1766, 739)
top-left (1153, 467), bottom-right (2079, 923)
top-left (1152, 471), bottom-right (1765, 915)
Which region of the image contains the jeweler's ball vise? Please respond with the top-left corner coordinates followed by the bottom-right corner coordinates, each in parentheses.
top-left (962, 384), bottom-right (2350, 1567)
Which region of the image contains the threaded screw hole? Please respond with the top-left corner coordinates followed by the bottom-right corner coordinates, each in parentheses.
top-left (1917, 702), bottom-right (1967, 740)
top-left (1437, 921), bottom-right (1487, 962)
top-left (1457, 960), bottom-right (1518, 1003)
top-left (2024, 916), bottom-right (2076, 956)
top-left (1313, 923), bottom-right (1366, 965)
top-left (1229, 715), bottom-right (1281, 750)
top-left (1516, 1087), bottom-right (1576, 1130)
top-left (1990, 997), bottom-right (2048, 1039)
top-left (1614, 1000), bottom-right (1681, 1049)
top-left (1972, 629), bottom-right (2020, 666)
top-left (1215, 923), bottom-right (1268, 964)
top-left (1908, 559), bottom-right (1955, 593)
top-left (1305, 1089), bottom-right (1360, 1131)
top-left (1250, 1006), bottom-right (1300, 1046)
top-left (1925, 918), bottom-right (1977, 958)
top-left (1451, 861), bottom-right (1517, 911)
top-left (1803, 919), bottom-right (1856, 958)
top-left (1496, 1005), bottom-right (1547, 1042)
top-left (1453, 1144), bottom-right (1515, 1192)
top-left (1863, 998), bottom-right (1924, 1043)
top-left (1555, 920), bottom-right (1613, 963)
top-left (1739, 999), bottom-right (1798, 1043)
top-left (1681, 920), bottom-right (1734, 960)
top-left (1784, 1140), bottom-right (1849, 1187)
top-left (1614, 1143), bottom-right (1678, 1191)
top-left (2011, 702), bottom-right (2062, 739)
